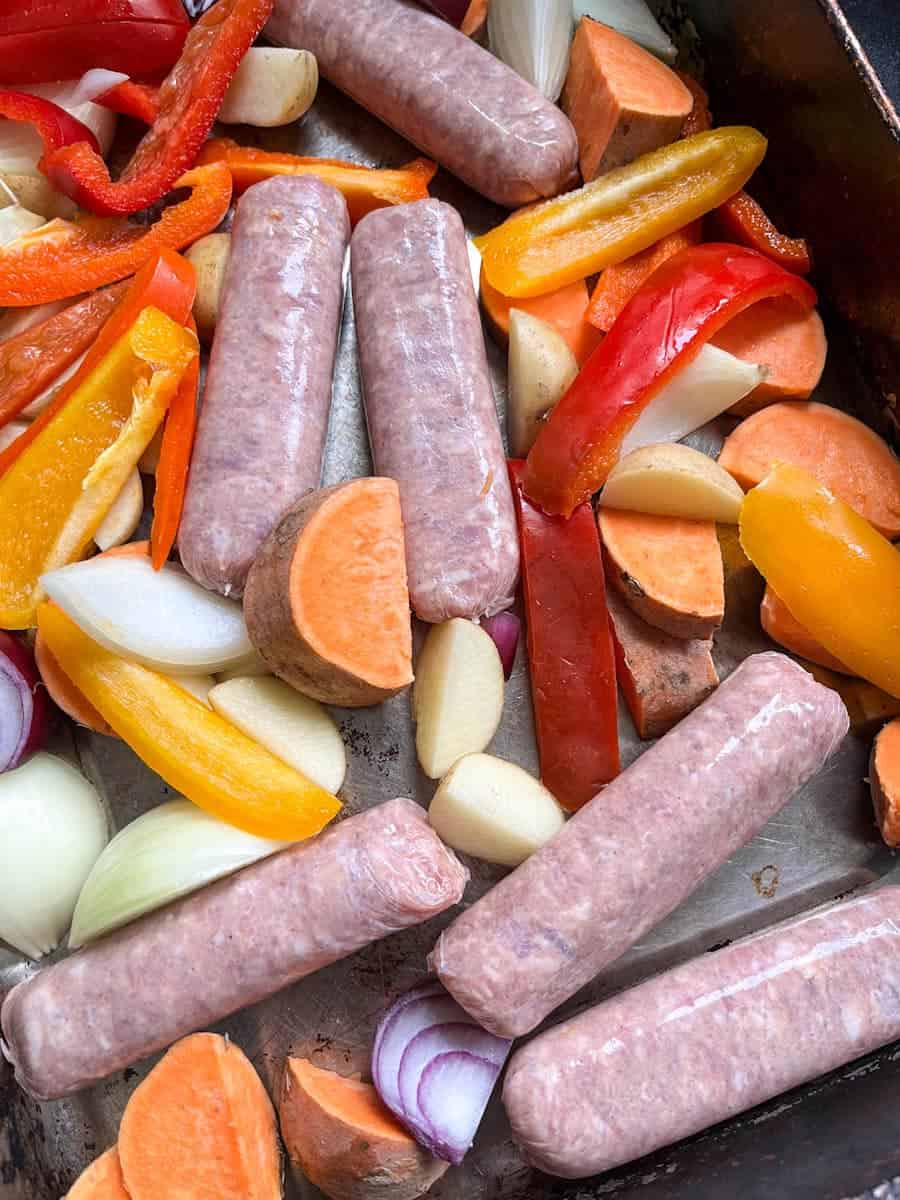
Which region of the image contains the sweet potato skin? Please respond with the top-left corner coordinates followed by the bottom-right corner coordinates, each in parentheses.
top-left (870, 718), bottom-right (900, 848)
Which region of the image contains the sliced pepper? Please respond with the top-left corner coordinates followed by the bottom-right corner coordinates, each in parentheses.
top-left (474, 127), bottom-right (767, 299)
top-left (524, 243), bottom-right (817, 517)
top-left (715, 190), bottom-right (812, 275)
top-left (0, 162), bottom-right (230, 306)
top-left (150, 316), bottom-right (199, 569)
top-left (95, 79), bottom-right (162, 126)
top-left (0, 306), bottom-right (197, 628)
top-left (0, 90), bottom-right (100, 155)
top-left (198, 139), bottom-right (438, 225)
top-left (36, 602), bottom-right (342, 840)
top-left (41, 0), bottom-right (274, 216)
top-left (508, 460), bottom-right (619, 812)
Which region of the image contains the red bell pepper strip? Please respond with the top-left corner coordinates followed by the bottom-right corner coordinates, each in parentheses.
top-left (508, 460), bottom-right (620, 812)
top-left (523, 243), bottom-right (817, 518)
top-left (715, 190), bottom-right (812, 275)
top-left (150, 315), bottom-right (199, 569)
top-left (95, 80), bottom-right (162, 126)
top-left (41, 0), bottom-right (274, 217)
top-left (0, 91), bottom-right (100, 156)
top-left (0, 1), bottom-right (188, 87)
top-left (0, 249), bottom-right (196, 479)
top-left (0, 161), bottom-right (230, 307)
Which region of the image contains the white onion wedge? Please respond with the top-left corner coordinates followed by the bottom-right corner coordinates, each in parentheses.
top-left (40, 557), bottom-right (254, 675)
top-left (0, 77), bottom-right (117, 177)
top-left (489, 0), bottom-right (573, 101)
top-left (599, 442), bottom-right (745, 523)
top-left (0, 299), bottom-right (70, 343)
top-left (574, 0), bottom-right (677, 63)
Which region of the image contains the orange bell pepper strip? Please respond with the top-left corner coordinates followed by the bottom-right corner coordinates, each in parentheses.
top-left (740, 463), bottom-right (900, 698)
top-left (95, 79), bottom-right (162, 125)
top-left (0, 307), bottom-right (198, 628)
top-left (715, 190), bottom-right (812, 275)
top-left (0, 161), bottom-right (230, 307)
top-left (150, 316), bottom-right (198, 569)
top-left (474, 127), bottom-right (766, 300)
top-left (0, 248), bottom-right (196, 476)
top-left (586, 222), bottom-right (701, 333)
top-left (198, 139), bottom-right (438, 225)
top-left (36, 603), bottom-right (342, 840)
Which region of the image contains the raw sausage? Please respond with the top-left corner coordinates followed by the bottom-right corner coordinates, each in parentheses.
top-left (0, 799), bottom-right (466, 1100)
top-left (267, 0), bottom-right (579, 209)
top-left (179, 175), bottom-right (349, 598)
top-left (351, 199), bottom-right (519, 623)
top-left (504, 886), bottom-right (900, 1177)
top-left (430, 652), bottom-right (848, 1037)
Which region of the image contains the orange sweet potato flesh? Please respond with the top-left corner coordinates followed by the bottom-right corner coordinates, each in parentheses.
top-left (64, 1148), bottom-right (130, 1200)
top-left (607, 586), bottom-right (718, 738)
top-left (279, 1058), bottom-right (448, 1200)
top-left (760, 585), bottom-right (852, 675)
top-left (587, 222), bottom-right (701, 332)
top-left (710, 298), bottom-right (827, 413)
top-left (871, 718), bottom-right (900, 848)
top-left (244, 478), bottom-right (413, 707)
top-left (598, 509), bottom-right (724, 639)
top-left (718, 401), bottom-right (900, 538)
top-left (480, 266), bottom-right (602, 365)
top-left (118, 1033), bottom-right (280, 1200)
top-left (561, 18), bottom-right (693, 181)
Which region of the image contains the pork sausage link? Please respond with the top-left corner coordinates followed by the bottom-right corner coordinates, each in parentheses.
top-left (266, 0), bottom-right (579, 208)
top-left (430, 652), bottom-right (849, 1037)
top-left (0, 799), bottom-right (466, 1100)
top-left (351, 199), bottom-right (519, 623)
top-left (504, 887), bottom-right (900, 1177)
top-left (179, 176), bottom-right (350, 597)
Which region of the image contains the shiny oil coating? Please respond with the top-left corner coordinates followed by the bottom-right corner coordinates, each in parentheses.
top-left (504, 887), bottom-right (900, 1178)
top-left (179, 176), bottom-right (350, 598)
top-left (430, 653), bottom-right (849, 1038)
top-left (351, 200), bottom-right (519, 623)
top-left (0, 799), bottom-right (467, 1100)
top-left (266, 0), bottom-right (579, 208)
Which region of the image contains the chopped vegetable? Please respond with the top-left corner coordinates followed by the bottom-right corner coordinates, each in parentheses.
top-left (244, 479), bottom-right (414, 708)
top-left (413, 619), bottom-right (505, 780)
top-left (21, 351), bottom-right (86, 420)
top-left (739, 464), bottom-right (900, 698)
top-left (719, 401), bottom-right (900, 539)
top-left (715, 190), bottom-right (811, 275)
top-left (488, 0), bottom-right (573, 102)
top-left (208, 676), bottom-right (347, 794)
top-left (0, 753), bottom-right (108, 958)
top-left (37, 602), bottom-right (342, 840)
top-left (428, 752), bottom-right (565, 867)
top-left (0, 162), bottom-right (230, 306)
top-left (185, 232), bottom-right (229, 342)
top-left (871, 719), bottom-right (900, 848)
top-left (574, 0), bottom-right (676, 63)
top-left (94, 469), bottom-right (143, 551)
top-left (0, 631), bottom-right (50, 772)
top-left (69, 798), bottom-right (288, 947)
top-left (0, 77), bottom-right (117, 176)
top-left (480, 266), bottom-right (600, 364)
top-left (218, 47), bottom-right (318, 126)
top-left (150, 318), bottom-right (199, 568)
top-left (509, 460), bottom-right (619, 811)
top-left (0, 171), bottom-right (75, 218)
top-left (117, 1033), bottom-right (281, 1200)
top-left (95, 79), bottom-right (161, 125)
top-left (199, 139), bottom-right (437, 225)
top-left (606, 586), bottom-right (718, 739)
top-left (523, 243), bottom-right (816, 516)
top-left (279, 1058), bottom-right (449, 1200)
top-left (678, 69), bottom-right (712, 136)
top-left (476, 127), bottom-right (766, 300)
top-left (0, 418), bottom-right (28, 453)
top-left (170, 673), bottom-right (215, 706)
top-left (507, 308), bottom-right (578, 456)
top-left (759, 586), bottom-right (851, 675)
top-left (64, 1147), bottom-right (129, 1200)
top-left (481, 611), bottom-right (521, 680)
top-left (561, 18), bottom-right (692, 180)
top-left (0, 89), bottom-right (100, 166)
top-left (586, 222), bottom-right (700, 332)
top-left (216, 649), bottom-right (270, 681)
top-left (599, 443), bottom-right (745, 523)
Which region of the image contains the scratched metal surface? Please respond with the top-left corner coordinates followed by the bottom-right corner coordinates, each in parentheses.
top-left (3, 43), bottom-right (900, 1200)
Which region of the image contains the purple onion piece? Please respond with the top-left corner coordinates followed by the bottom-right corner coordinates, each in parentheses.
top-left (482, 611), bottom-right (521, 680)
top-left (417, 1050), bottom-right (503, 1165)
top-left (0, 632), bottom-right (49, 773)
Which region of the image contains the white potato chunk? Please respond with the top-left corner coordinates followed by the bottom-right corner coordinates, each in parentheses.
top-left (599, 442), bottom-right (745, 523)
top-left (185, 232), bottom-right (230, 345)
top-left (507, 309), bottom-right (578, 457)
top-left (167, 674), bottom-right (215, 706)
top-left (208, 676), bottom-right (346, 794)
top-left (218, 48), bottom-right (318, 127)
top-left (93, 469), bottom-right (144, 551)
top-left (429, 753), bottom-right (565, 867)
top-left (413, 618), bottom-right (504, 780)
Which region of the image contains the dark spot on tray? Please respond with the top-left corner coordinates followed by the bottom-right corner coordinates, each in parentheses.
top-left (122, 1066), bottom-right (139, 1083)
top-left (752, 864), bottom-right (780, 899)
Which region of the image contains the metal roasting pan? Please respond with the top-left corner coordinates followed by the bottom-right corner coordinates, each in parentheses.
top-left (3, 1), bottom-right (900, 1196)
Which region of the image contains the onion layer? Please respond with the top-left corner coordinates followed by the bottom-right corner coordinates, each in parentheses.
top-left (0, 630), bottom-right (50, 774)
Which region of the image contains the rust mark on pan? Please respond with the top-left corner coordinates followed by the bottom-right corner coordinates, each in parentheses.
top-left (752, 864), bottom-right (780, 899)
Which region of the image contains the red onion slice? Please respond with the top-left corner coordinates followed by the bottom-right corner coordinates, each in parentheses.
top-left (398, 1021), bottom-right (509, 1135)
top-left (482, 611), bottom-right (521, 680)
top-left (0, 632), bottom-right (49, 773)
top-left (416, 0), bottom-right (470, 25)
top-left (417, 1051), bottom-right (502, 1165)
top-left (371, 981), bottom-right (447, 1115)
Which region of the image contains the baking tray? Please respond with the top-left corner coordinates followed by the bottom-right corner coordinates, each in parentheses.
top-left (3, 1), bottom-right (900, 1197)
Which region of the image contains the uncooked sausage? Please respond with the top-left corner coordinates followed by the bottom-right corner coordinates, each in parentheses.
top-left (430, 653), bottom-right (848, 1037)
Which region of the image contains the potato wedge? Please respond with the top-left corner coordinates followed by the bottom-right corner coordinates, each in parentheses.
top-left (185, 232), bottom-right (230, 345)
top-left (218, 47), bottom-right (319, 127)
top-left (599, 442), bottom-right (744, 523)
top-left (507, 308), bottom-right (578, 457)
top-left (94, 469), bottom-right (144, 552)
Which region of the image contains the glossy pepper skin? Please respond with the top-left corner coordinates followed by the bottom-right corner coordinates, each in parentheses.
top-left (36, 603), bottom-right (342, 841)
top-left (508, 460), bottom-right (619, 812)
top-left (523, 243), bottom-right (817, 517)
top-left (716, 190), bottom-right (811, 275)
top-left (740, 463), bottom-right (900, 699)
top-left (0, 90), bottom-right (99, 155)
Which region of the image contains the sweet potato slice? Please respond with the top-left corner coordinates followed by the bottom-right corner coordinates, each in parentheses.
top-left (607, 586), bottom-right (718, 738)
top-left (64, 1148), bottom-right (130, 1200)
top-left (118, 1033), bottom-right (280, 1200)
top-left (760, 586), bottom-right (852, 675)
top-left (480, 266), bottom-right (602, 365)
top-left (279, 1058), bottom-right (448, 1200)
top-left (587, 223), bottom-right (701, 333)
top-left (561, 18), bottom-right (693, 181)
top-left (718, 401), bottom-right (900, 538)
top-left (244, 478), bottom-right (413, 707)
top-left (710, 298), bottom-right (826, 413)
top-left (871, 718), bottom-right (900, 847)
top-left (598, 509), bottom-right (724, 639)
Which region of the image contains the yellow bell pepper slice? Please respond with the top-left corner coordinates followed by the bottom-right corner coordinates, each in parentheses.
top-left (0, 306), bottom-right (197, 629)
top-left (475, 127), bottom-right (767, 299)
top-left (740, 463), bottom-right (900, 698)
top-left (37, 603), bottom-right (343, 841)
